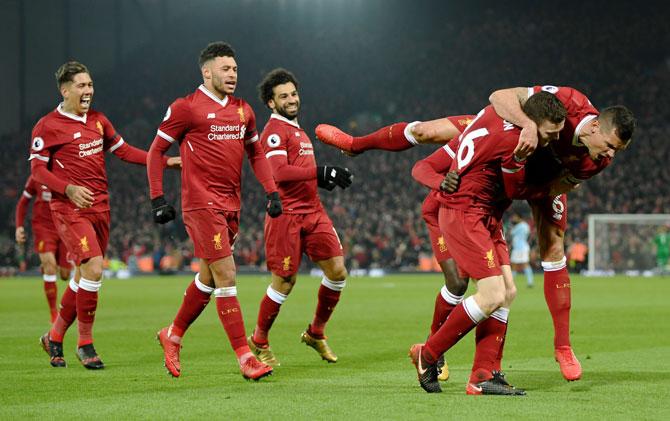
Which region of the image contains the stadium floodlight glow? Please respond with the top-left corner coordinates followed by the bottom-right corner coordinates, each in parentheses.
top-left (587, 214), bottom-right (670, 274)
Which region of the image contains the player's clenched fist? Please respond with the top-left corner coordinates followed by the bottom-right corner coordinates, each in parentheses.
top-left (317, 166), bottom-right (353, 190)
top-left (266, 192), bottom-right (283, 218)
top-left (151, 196), bottom-right (176, 224)
top-left (440, 170), bottom-right (460, 193)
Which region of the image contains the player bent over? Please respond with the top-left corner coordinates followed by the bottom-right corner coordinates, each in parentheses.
top-left (31, 61), bottom-right (179, 369)
top-left (148, 42), bottom-right (281, 381)
top-left (410, 92), bottom-right (568, 394)
top-left (15, 175), bottom-right (72, 323)
top-left (246, 69), bottom-right (353, 366)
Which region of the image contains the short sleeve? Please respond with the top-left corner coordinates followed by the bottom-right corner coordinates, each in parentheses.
top-left (156, 98), bottom-right (191, 144)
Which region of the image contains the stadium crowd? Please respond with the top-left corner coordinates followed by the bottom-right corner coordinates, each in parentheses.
top-left (3, 1), bottom-right (668, 274)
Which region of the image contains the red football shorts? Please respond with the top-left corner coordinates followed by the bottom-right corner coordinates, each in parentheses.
top-left (421, 193), bottom-right (452, 263)
top-left (183, 208), bottom-right (239, 261)
top-left (264, 210), bottom-right (343, 276)
top-left (51, 210), bottom-right (110, 266)
top-left (438, 206), bottom-right (509, 280)
top-left (528, 194), bottom-right (568, 231)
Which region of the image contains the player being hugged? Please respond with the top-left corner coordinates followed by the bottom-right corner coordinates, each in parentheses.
top-left (410, 92), bottom-right (569, 394)
top-left (31, 61), bottom-right (180, 370)
top-left (148, 42), bottom-right (282, 381)
top-left (246, 69), bottom-right (353, 367)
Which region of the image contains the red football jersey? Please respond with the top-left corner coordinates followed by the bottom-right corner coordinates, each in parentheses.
top-left (528, 85), bottom-right (607, 181)
top-left (22, 176), bottom-right (55, 228)
top-left (442, 106), bottom-right (519, 214)
top-left (28, 104), bottom-right (123, 214)
top-left (260, 114), bottom-right (321, 213)
top-left (156, 85), bottom-right (259, 211)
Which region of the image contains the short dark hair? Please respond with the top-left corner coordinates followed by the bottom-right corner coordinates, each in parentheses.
top-left (257, 68), bottom-right (299, 108)
top-left (55, 61), bottom-right (89, 89)
top-left (522, 91), bottom-right (567, 124)
top-left (599, 105), bottom-right (636, 145)
top-left (198, 41), bottom-right (235, 67)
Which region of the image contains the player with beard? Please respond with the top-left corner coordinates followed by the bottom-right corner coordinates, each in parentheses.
top-left (247, 68), bottom-right (353, 366)
top-left (31, 61), bottom-right (180, 369)
top-left (148, 42), bottom-right (282, 381)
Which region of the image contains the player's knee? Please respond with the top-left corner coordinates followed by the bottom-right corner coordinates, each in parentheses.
top-left (211, 266), bottom-right (236, 286)
top-left (324, 266), bottom-right (347, 283)
top-left (59, 267), bottom-right (70, 281)
top-left (42, 261), bottom-right (57, 275)
top-left (505, 283), bottom-right (518, 306)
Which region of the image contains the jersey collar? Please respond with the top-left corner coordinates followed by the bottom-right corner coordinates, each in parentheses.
top-left (198, 85), bottom-right (229, 108)
top-left (270, 113), bottom-right (300, 129)
top-left (56, 103), bottom-right (87, 123)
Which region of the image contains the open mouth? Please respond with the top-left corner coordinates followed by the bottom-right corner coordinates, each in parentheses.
top-left (80, 96), bottom-right (91, 107)
top-left (224, 81), bottom-right (236, 89)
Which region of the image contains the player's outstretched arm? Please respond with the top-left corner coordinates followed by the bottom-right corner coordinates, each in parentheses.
top-left (317, 166), bottom-right (352, 190)
top-left (111, 139), bottom-right (180, 169)
top-left (489, 87), bottom-right (538, 157)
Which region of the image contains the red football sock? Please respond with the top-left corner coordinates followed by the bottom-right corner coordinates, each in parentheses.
top-left (352, 122), bottom-right (412, 153)
top-left (309, 283), bottom-right (343, 338)
top-left (76, 279), bottom-right (100, 347)
top-left (50, 282), bottom-right (78, 342)
top-left (470, 316), bottom-right (507, 383)
top-left (253, 292), bottom-right (284, 346)
top-left (215, 294), bottom-right (249, 358)
top-left (424, 297), bottom-right (485, 364)
top-left (429, 286), bottom-right (461, 336)
top-left (43, 275), bottom-right (58, 323)
top-left (493, 322), bottom-right (508, 372)
top-left (170, 279), bottom-right (212, 340)
top-left (543, 265), bottom-right (571, 348)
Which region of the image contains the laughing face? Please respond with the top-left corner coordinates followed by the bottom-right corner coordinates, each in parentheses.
top-left (61, 72), bottom-right (94, 116)
top-left (269, 82), bottom-right (300, 120)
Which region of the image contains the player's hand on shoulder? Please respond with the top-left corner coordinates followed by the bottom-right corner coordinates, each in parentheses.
top-left (548, 174), bottom-right (580, 196)
top-left (15, 227), bottom-right (26, 244)
top-left (440, 170), bottom-right (460, 193)
top-left (151, 195), bottom-right (176, 224)
top-left (317, 165), bottom-right (353, 190)
top-left (65, 185), bottom-right (94, 209)
top-left (166, 156), bottom-right (182, 170)
top-left (266, 192), bottom-right (283, 218)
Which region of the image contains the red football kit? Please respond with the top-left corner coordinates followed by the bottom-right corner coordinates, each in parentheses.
top-left (414, 107), bottom-right (523, 279)
top-left (15, 176), bottom-right (70, 268)
top-left (520, 85), bottom-right (602, 230)
top-left (419, 115), bottom-right (475, 263)
top-left (28, 104), bottom-right (152, 264)
top-left (260, 113), bottom-right (342, 276)
top-left (147, 85), bottom-right (276, 260)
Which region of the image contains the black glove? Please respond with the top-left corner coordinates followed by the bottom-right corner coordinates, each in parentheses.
top-left (317, 166), bottom-right (353, 189)
top-left (317, 176), bottom-right (337, 191)
top-left (151, 196), bottom-right (176, 224)
top-left (266, 192), bottom-right (283, 218)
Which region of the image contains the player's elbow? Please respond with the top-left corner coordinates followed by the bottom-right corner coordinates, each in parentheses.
top-left (411, 161), bottom-right (427, 183)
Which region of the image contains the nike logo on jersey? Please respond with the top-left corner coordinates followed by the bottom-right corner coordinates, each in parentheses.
top-left (74, 132), bottom-right (81, 139)
top-left (207, 113), bottom-right (216, 119)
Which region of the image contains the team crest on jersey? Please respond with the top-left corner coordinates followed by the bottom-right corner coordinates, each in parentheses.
top-left (459, 118), bottom-right (473, 127)
top-left (96, 121), bottom-right (104, 135)
top-left (213, 233), bottom-right (223, 250)
top-left (80, 236), bottom-right (90, 252)
top-left (237, 106), bottom-right (245, 122)
top-left (31, 137), bottom-right (45, 151)
top-left (485, 249), bottom-right (495, 268)
top-left (437, 236), bottom-right (448, 253)
top-left (282, 256), bottom-right (291, 271)
top-left (38, 240), bottom-right (45, 252)
top-left (267, 134), bottom-right (281, 148)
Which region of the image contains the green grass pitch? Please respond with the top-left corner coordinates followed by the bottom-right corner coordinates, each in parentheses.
top-left (1, 273), bottom-right (669, 419)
